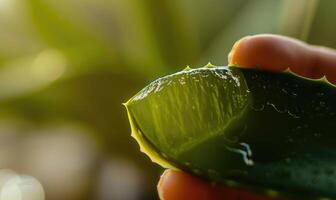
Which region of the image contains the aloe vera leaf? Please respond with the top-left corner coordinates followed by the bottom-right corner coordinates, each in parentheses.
top-left (125, 65), bottom-right (336, 198)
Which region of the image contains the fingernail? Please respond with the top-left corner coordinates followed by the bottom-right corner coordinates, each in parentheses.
top-left (157, 170), bottom-right (171, 200)
top-left (228, 36), bottom-right (250, 66)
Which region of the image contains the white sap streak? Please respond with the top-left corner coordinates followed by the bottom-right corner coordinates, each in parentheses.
top-left (225, 143), bottom-right (254, 166)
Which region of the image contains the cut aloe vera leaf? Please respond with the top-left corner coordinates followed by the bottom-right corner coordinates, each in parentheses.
top-left (125, 65), bottom-right (336, 198)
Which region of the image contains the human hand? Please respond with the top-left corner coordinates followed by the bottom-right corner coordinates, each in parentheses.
top-left (157, 34), bottom-right (336, 200)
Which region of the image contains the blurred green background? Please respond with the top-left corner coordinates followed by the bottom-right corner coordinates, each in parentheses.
top-left (0, 0), bottom-right (333, 199)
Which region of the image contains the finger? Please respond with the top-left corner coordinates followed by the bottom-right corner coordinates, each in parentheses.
top-left (158, 169), bottom-right (285, 200)
top-left (157, 169), bottom-right (221, 200)
top-left (311, 46), bottom-right (336, 83)
top-left (228, 34), bottom-right (336, 83)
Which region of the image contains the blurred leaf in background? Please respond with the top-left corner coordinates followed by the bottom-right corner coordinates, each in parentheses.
top-left (0, 0), bottom-right (332, 199)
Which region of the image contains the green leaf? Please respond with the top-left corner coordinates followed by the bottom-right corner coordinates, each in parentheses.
top-left (125, 65), bottom-right (336, 198)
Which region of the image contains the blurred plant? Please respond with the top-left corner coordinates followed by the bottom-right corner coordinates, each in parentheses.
top-left (0, 0), bottom-right (334, 199)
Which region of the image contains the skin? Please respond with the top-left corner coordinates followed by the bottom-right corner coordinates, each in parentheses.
top-left (157, 34), bottom-right (336, 200)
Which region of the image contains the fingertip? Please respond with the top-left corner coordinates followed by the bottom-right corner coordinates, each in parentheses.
top-left (228, 34), bottom-right (294, 72)
top-left (157, 169), bottom-right (171, 200)
top-left (227, 34), bottom-right (336, 80)
top-left (311, 46), bottom-right (336, 83)
top-left (228, 36), bottom-right (251, 66)
top-left (158, 170), bottom-right (286, 200)
top-left (157, 170), bottom-right (219, 200)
